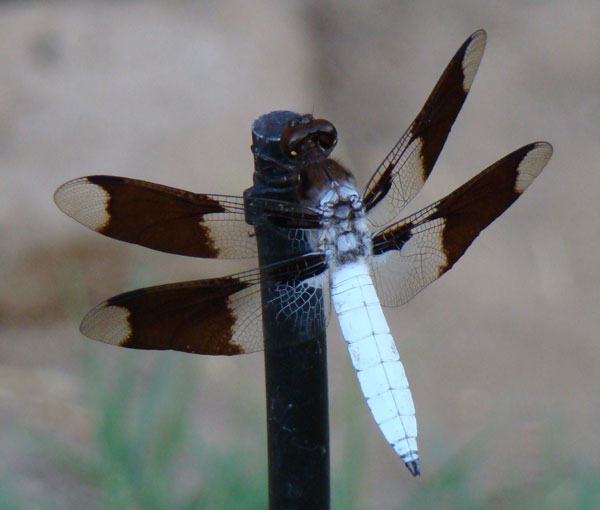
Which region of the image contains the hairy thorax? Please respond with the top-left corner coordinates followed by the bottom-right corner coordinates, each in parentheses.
top-left (299, 158), bottom-right (372, 267)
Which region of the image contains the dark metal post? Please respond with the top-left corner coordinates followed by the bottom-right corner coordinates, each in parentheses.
top-left (244, 111), bottom-right (330, 509)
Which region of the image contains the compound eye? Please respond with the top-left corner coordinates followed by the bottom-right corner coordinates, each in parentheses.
top-left (311, 119), bottom-right (337, 151)
top-left (319, 131), bottom-right (337, 150)
top-left (280, 116), bottom-right (338, 159)
top-left (280, 130), bottom-right (301, 159)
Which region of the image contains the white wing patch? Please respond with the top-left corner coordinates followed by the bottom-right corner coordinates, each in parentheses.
top-left (461, 30), bottom-right (486, 91)
top-left (54, 178), bottom-right (110, 231)
top-left (514, 142), bottom-right (553, 193)
top-left (81, 304), bottom-right (132, 345)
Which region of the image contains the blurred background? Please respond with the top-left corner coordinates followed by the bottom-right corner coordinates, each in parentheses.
top-left (1, 0), bottom-right (599, 508)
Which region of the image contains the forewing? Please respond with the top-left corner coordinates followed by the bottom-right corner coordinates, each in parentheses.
top-left (54, 175), bottom-right (321, 259)
top-left (370, 142), bottom-right (552, 306)
top-left (362, 30), bottom-right (487, 227)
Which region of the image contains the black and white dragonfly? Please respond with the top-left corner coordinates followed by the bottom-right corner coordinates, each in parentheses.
top-left (54, 30), bottom-right (551, 476)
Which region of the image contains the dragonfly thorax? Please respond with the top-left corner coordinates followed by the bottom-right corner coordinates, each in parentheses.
top-left (316, 181), bottom-right (372, 266)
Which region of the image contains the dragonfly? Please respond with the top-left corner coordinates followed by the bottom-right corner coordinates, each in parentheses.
top-left (54, 30), bottom-right (552, 476)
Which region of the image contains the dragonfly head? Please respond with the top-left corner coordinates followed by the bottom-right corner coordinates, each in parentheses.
top-left (280, 115), bottom-right (338, 164)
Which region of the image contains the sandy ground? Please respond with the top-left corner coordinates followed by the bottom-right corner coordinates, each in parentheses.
top-left (1, 0), bottom-right (599, 508)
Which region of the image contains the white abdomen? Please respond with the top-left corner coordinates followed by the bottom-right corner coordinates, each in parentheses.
top-left (331, 260), bottom-right (419, 470)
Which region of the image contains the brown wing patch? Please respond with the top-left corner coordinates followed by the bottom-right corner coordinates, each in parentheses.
top-left (81, 176), bottom-right (224, 257)
top-left (433, 142), bottom-right (552, 274)
top-left (414, 29), bottom-right (486, 178)
top-left (81, 276), bottom-right (256, 355)
top-left (363, 30), bottom-right (487, 226)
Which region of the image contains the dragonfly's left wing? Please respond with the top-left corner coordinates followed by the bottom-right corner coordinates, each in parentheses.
top-left (54, 175), bottom-right (322, 259)
top-left (79, 254), bottom-right (329, 355)
top-left (362, 30), bottom-right (487, 227)
top-left (370, 142), bottom-right (552, 306)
